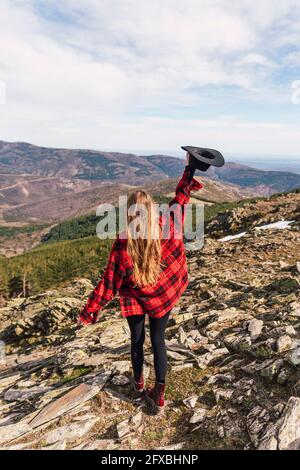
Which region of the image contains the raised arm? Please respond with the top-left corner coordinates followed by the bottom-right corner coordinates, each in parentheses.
top-left (78, 239), bottom-right (125, 325)
top-left (160, 164), bottom-right (203, 240)
top-left (168, 165), bottom-right (203, 208)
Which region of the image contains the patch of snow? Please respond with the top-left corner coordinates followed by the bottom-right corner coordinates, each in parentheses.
top-left (220, 220), bottom-right (295, 243)
top-left (220, 232), bottom-right (247, 242)
top-left (255, 220), bottom-right (295, 231)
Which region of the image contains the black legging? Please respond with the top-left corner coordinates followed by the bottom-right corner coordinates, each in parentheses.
top-left (126, 311), bottom-right (170, 383)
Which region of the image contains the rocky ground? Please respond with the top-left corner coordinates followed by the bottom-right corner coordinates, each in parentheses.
top-left (0, 193), bottom-right (299, 450)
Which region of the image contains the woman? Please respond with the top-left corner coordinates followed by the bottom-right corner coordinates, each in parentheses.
top-left (78, 153), bottom-right (204, 413)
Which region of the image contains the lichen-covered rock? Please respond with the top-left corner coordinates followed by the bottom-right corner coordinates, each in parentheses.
top-left (289, 302), bottom-right (300, 317)
top-left (276, 335), bottom-right (293, 353)
top-left (42, 418), bottom-right (99, 444)
top-left (258, 397), bottom-right (300, 450)
top-left (277, 398), bottom-right (300, 450)
top-left (248, 319), bottom-right (263, 340)
top-left (260, 359), bottom-right (283, 380)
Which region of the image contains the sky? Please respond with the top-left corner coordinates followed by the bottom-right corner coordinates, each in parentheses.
top-left (0, 0), bottom-right (300, 160)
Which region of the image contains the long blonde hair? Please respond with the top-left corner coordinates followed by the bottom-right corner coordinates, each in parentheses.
top-left (126, 190), bottom-right (162, 287)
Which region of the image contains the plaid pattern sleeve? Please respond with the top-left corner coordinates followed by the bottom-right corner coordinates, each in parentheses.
top-left (169, 165), bottom-right (203, 207)
top-left (79, 240), bottom-right (126, 325)
top-left (164, 166), bottom-right (203, 238)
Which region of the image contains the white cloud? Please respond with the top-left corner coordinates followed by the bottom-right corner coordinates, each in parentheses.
top-left (0, 0), bottom-right (299, 155)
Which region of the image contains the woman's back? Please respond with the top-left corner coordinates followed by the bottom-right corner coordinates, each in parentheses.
top-left (79, 165), bottom-right (202, 324)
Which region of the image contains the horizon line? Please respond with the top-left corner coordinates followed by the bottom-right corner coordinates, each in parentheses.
top-left (1, 138), bottom-right (300, 160)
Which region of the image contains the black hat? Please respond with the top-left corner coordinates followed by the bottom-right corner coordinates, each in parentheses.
top-left (181, 146), bottom-right (225, 169)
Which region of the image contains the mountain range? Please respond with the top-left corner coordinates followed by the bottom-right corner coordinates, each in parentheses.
top-left (0, 141), bottom-right (183, 182)
top-left (1, 140), bottom-right (300, 194)
top-left (0, 140), bottom-right (300, 257)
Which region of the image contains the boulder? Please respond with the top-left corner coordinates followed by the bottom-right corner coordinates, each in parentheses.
top-left (29, 383), bottom-right (101, 428)
top-left (276, 335), bottom-right (293, 353)
top-left (189, 408), bottom-right (207, 424)
top-left (248, 319), bottom-right (263, 340)
top-left (0, 421), bottom-right (32, 445)
top-left (42, 418), bottom-right (99, 444)
top-left (258, 397), bottom-right (300, 450)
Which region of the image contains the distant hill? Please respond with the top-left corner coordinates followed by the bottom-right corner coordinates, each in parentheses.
top-left (0, 235), bottom-right (112, 298)
top-left (1, 141), bottom-right (300, 197)
top-left (1, 172), bottom-right (252, 224)
top-left (207, 162), bottom-right (300, 196)
top-left (1, 139), bottom-right (300, 244)
top-left (0, 140), bottom-right (183, 183)
top-left (0, 172), bottom-right (252, 257)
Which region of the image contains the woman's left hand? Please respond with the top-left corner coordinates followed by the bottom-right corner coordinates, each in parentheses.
top-left (77, 315), bottom-right (85, 327)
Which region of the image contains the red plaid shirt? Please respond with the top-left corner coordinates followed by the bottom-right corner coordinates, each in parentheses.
top-left (79, 166), bottom-right (203, 324)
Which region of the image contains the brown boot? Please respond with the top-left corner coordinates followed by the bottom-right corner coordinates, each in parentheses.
top-left (145, 382), bottom-right (165, 414)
